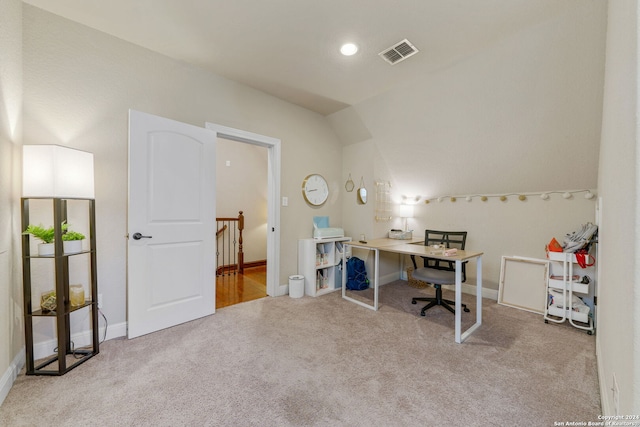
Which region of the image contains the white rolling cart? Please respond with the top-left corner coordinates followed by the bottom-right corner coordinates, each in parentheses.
top-left (544, 251), bottom-right (595, 335)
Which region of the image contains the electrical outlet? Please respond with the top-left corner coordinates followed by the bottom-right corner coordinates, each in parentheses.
top-left (98, 293), bottom-right (103, 309)
top-left (612, 373), bottom-right (620, 415)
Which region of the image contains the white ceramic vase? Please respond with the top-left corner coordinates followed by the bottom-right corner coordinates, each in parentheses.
top-left (63, 240), bottom-right (83, 254)
top-left (37, 243), bottom-right (55, 256)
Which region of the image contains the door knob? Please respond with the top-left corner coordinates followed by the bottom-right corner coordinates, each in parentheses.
top-left (132, 232), bottom-right (152, 240)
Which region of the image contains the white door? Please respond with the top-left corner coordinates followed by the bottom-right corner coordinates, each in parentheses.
top-left (128, 110), bottom-right (216, 339)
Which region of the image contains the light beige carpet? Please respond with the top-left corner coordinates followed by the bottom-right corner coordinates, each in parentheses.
top-left (0, 281), bottom-right (600, 426)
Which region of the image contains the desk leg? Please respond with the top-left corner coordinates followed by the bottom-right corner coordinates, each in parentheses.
top-left (454, 260), bottom-right (462, 343)
top-left (342, 249), bottom-right (347, 299)
top-left (457, 255), bottom-right (483, 343)
top-left (476, 256), bottom-right (483, 325)
top-left (341, 245), bottom-right (379, 311)
top-left (374, 249), bottom-right (379, 309)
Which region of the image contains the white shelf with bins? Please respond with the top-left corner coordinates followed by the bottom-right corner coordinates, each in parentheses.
top-left (544, 251), bottom-right (595, 334)
top-left (298, 237), bottom-right (351, 297)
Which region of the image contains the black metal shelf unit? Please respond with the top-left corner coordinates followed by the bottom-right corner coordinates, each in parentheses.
top-left (21, 197), bottom-right (99, 375)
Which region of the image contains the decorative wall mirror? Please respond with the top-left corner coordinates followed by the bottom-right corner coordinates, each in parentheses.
top-left (345, 173), bottom-right (354, 192)
top-left (357, 177), bottom-right (367, 204)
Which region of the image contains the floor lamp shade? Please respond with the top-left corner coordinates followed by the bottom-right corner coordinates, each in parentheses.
top-left (23, 145), bottom-right (95, 198)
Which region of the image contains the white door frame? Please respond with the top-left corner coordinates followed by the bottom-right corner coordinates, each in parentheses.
top-left (206, 123), bottom-right (281, 296)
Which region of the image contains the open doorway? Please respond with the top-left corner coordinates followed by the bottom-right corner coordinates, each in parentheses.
top-left (206, 122), bottom-right (281, 304)
top-left (215, 137), bottom-right (268, 308)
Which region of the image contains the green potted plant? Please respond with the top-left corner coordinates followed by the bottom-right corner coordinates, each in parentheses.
top-left (23, 224), bottom-right (55, 256)
top-left (61, 222), bottom-right (86, 254)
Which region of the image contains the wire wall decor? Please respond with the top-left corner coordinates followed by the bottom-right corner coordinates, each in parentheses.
top-left (375, 180), bottom-right (392, 222)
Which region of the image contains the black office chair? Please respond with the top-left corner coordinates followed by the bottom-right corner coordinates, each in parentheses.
top-left (410, 230), bottom-right (470, 316)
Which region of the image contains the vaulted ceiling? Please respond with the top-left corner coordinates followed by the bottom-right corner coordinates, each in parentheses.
top-left (22, 0), bottom-right (575, 116)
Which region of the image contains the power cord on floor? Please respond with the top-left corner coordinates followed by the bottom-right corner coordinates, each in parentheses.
top-left (53, 341), bottom-right (84, 359)
top-left (99, 307), bottom-right (108, 343)
top-left (51, 307), bottom-right (109, 358)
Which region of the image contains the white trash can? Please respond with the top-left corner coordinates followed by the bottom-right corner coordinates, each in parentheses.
top-left (289, 275), bottom-right (304, 298)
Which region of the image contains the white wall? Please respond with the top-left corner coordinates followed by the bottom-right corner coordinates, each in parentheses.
top-left (21, 5), bottom-right (343, 340)
top-left (0, 0), bottom-right (24, 406)
top-left (411, 196), bottom-right (597, 290)
top-left (597, 0), bottom-right (640, 415)
top-left (335, 1), bottom-right (606, 292)
top-left (0, 0), bottom-right (23, 406)
top-left (335, 2), bottom-right (606, 197)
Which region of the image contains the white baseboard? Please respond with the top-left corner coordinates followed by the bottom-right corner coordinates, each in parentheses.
top-left (0, 348), bottom-right (25, 407)
top-left (267, 278), bottom-right (500, 301)
top-left (596, 338), bottom-right (610, 415)
top-left (33, 321), bottom-right (127, 360)
top-left (385, 275), bottom-right (499, 301)
top-left (277, 283), bottom-right (288, 297)
top-left (0, 322), bottom-right (127, 407)
top-left (441, 283), bottom-right (499, 301)
top-left (379, 272), bottom-right (401, 285)
top-left (104, 321), bottom-right (127, 340)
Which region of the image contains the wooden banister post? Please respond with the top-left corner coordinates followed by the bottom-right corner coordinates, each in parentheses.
top-left (238, 211), bottom-right (244, 274)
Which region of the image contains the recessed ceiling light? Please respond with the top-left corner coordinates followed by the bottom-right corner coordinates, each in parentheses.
top-left (340, 43), bottom-right (358, 56)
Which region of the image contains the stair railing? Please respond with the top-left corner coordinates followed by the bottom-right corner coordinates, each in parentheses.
top-left (216, 211), bottom-right (244, 276)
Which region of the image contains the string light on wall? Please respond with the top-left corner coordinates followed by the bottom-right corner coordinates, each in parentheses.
top-left (401, 195), bottom-right (421, 204)
top-left (423, 189), bottom-right (596, 204)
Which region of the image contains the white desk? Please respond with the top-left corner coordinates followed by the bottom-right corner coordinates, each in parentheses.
top-left (342, 238), bottom-right (483, 344)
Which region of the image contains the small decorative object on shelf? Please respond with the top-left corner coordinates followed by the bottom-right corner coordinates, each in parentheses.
top-left (40, 290), bottom-right (57, 312)
top-left (389, 229), bottom-right (413, 240)
top-left (61, 222), bottom-right (86, 254)
top-left (23, 224), bottom-right (55, 256)
top-left (69, 284), bottom-right (85, 307)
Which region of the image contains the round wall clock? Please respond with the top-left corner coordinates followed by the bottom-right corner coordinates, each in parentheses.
top-left (302, 174), bottom-right (329, 206)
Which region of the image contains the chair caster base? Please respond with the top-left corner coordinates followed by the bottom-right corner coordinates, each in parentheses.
top-left (413, 296), bottom-right (470, 316)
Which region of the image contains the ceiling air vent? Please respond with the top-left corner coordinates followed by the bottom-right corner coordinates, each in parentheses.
top-left (378, 39), bottom-right (419, 65)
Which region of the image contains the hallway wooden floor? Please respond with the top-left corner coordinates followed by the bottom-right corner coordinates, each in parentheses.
top-left (216, 265), bottom-right (267, 309)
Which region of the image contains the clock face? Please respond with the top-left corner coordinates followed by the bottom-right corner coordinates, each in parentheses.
top-left (302, 174), bottom-right (329, 206)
